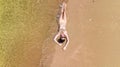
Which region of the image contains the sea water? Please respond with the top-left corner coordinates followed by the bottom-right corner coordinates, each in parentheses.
top-left (0, 0), bottom-right (58, 67)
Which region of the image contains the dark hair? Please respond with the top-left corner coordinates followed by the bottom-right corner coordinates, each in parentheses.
top-left (57, 37), bottom-right (65, 43)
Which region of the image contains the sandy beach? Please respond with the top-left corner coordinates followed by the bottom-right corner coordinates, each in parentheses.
top-left (1, 0), bottom-right (120, 67)
top-left (50, 0), bottom-right (120, 67)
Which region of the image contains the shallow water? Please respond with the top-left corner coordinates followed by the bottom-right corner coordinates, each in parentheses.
top-left (0, 0), bottom-right (58, 67)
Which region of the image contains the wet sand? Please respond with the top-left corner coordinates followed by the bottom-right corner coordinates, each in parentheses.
top-left (50, 0), bottom-right (120, 67)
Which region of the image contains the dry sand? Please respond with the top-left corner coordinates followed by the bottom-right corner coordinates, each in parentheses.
top-left (50, 0), bottom-right (120, 67)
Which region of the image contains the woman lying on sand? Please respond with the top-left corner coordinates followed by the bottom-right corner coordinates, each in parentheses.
top-left (54, 2), bottom-right (69, 50)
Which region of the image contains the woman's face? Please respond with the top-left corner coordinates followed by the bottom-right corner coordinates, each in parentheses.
top-left (60, 33), bottom-right (65, 38)
top-left (57, 33), bottom-right (66, 43)
top-left (60, 33), bottom-right (66, 41)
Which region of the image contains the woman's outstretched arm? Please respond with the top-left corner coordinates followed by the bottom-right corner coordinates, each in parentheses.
top-left (54, 32), bottom-right (62, 46)
top-left (63, 32), bottom-right (69, 50)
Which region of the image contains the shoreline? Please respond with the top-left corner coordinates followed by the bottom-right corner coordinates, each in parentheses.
top-left (39, 1), bottom-right (59, 67)
top-left (0, 0), bottom-right (59, 67)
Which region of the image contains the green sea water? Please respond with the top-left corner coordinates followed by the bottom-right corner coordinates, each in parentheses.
top-left (0, 0), bottom-right (58, 67)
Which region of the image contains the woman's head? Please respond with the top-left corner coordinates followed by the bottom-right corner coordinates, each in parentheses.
top-left (57, 37), bottom-right (65, 43)
top-left (57, 33), bottom-right (66, 43)
top-left (60, 33), bottom-right (65, 37)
